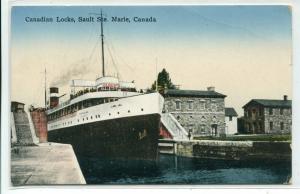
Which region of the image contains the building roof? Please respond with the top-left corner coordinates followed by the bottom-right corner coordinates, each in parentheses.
top-left (164, 89), bottom-right (226, 98)
top-left (225, 107), bottom-right (238, 117)
top-left (243, 99), bottom-right (292, 108)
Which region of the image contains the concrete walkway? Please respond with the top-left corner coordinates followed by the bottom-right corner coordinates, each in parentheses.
top-left (11, 143), bottom-right (86, 185)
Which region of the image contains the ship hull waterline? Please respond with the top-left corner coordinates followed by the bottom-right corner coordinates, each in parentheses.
top-left (48, 113), bottom-right (161, 161)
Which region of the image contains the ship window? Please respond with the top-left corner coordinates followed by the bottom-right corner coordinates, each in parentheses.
top-left (141, 108), bottom-right (144, 111)
top-left (109, 113), bottom-right (111, 116)
top-left (86, 117), bottom-right (88, 120)
top-left (117, 112), bottom-right (120, 114)
top-left (91, 116), bottom-right (93, 119)
top-left (95, 115), bottom-right (97, 118)
top-left (98, 115), bottom-right (100, 118)
top-left (78, 119), bottom-right (79, 122)
top-left (83, 118), bottom-right (84, 121)
top-left (128, 110), bottom-right (130, 113)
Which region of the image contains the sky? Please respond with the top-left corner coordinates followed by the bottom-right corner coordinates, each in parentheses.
top-left (10, 6), bottom-right (292, 115)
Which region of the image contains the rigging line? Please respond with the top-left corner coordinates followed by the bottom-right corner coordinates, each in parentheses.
top-left (182, 7), bottom-right (265, 41)
top-left (86, 37), bottom-right (100, 69)
top-left (106, 43), bottom-right (122, 80)
top-left (105, 37), bottom-right (135, 72)
top-left (106, 37), bottom-right (149, 83)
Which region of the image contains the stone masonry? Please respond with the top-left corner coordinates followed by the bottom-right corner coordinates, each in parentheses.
top-left (163, 88), bottom-right (226, 137)
top-left (243, 96), bottom-right (292, 134)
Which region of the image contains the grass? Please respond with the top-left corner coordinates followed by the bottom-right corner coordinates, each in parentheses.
top-left (193, 134), bottom-right (291, 142)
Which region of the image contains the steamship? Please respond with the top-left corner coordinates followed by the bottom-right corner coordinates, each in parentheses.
top-left (46, 12), bottom-right (164, 160)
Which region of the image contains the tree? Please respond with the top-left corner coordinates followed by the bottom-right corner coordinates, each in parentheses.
top-left (151, 68), bottom-right (176, 91)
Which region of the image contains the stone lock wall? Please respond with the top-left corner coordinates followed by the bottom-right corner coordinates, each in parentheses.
top-left (175, 140), bottom-right (291, 161)
top-left (164, 97), bottom-right (225, 137)
top-left (30, 110), bottom-right (48, 143)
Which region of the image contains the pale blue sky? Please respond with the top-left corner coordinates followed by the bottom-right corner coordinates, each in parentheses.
top-left (12, 6), bottom-right (291, 44)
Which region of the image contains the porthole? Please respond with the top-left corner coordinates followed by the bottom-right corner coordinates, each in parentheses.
top-left (109, 113), bottom-right (111, 116)
top-left (117, 112), bottom-right (120, 114)
top-left (141, 108), bottom-right (144, 111)
top-left (91, 116), bottom-right (93, 119)
top-left (98, 115), bottom-right (100, 118)
top-left (128, 110), bottom-right (130, 113)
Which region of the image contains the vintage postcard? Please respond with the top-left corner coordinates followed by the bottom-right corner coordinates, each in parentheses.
top-left (8, 4), bottom-right (293, 186)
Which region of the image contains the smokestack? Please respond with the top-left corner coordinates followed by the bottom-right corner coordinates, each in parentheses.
top-left (207, 86), bottom-right (215, 91)
top-left (50, 87), bottom-right (59, 108)
top-left (283, 95), bottom-right (288, 101)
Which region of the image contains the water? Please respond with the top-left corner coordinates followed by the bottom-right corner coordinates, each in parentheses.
top-left (76, 154), bottom-right (291, 184)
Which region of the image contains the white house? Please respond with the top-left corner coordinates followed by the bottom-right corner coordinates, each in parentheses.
top-left (225, 107), bottom-right (238, 135)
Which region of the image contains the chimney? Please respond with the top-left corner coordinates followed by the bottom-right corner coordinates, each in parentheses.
top-left (283, 95), bottom-right (288, 101)
top-left (207, 86), bottom-right (215, 91)
top-left (50, 87), bottom-right (59, 108)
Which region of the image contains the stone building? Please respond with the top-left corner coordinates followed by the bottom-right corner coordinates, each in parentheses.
top-left (225, 107), bottom-right (238, 135)
top-left (163, 87), bottom-right (226, 137)
top-left (242, 95), bottom-right (292, 134)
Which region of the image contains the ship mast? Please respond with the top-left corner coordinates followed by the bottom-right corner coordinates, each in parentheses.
top-left (101, 10), bottom-right (105, 77)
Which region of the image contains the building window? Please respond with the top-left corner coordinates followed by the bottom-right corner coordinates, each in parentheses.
top-left (259, 108), bottom-right (263, 116)
top-left (211, 103), bottom-right (217, 111)
top-left (280, 122), bottom-right (284, 130)
top-left (229, 116), bottom-right (232, 121)
top-left (175, 100), bottom-right (181, 110)
top-left (280, 108), bottom-right (284, 115)
top-left (269, 108), bottom-right (273, 115)
top-left (188, 100), bottom-right (193, 110)
top-left (270, 122), bottom-right (273, 130)
top-left (248, 110), bottom-right (252, 118)
top-left (199, 100), bottom-right (205, 110)
top-left (259, 122), bottom-right (264, 131)
top-left (200, 125), bottom-right (205, 134)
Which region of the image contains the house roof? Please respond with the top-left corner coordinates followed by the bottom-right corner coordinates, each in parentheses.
top-left (243, 99), bottom-right (292, 108)
top-left (225, 107), bottom-right (238, 117)
top-left (164, 89), bottom-right (226, 98)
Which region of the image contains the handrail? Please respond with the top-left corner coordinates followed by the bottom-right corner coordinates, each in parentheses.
top-left (161, 113), bottom-right (188, 140)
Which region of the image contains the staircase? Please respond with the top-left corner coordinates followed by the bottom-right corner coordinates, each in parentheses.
top-left (161, 113), bottom-right (189, 140)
